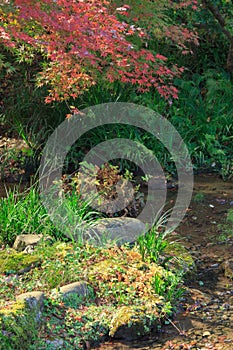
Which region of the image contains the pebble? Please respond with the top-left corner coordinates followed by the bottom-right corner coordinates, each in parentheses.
top-left (202, 331), bottom-right (211, 337)
top-left (222, 303), bottom-right (231, 310)
top-left (210, 263), bottom-right (219, 268)
top-left (221, 315), bottom-right (228, 320)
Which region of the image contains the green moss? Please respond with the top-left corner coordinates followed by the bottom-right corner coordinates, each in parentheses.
top-left (109, 304), bottom-right (159, 339)
top-left (0, 249), bottom-right (41, 274)
top-left (164, 242), bottom-right (196, 275)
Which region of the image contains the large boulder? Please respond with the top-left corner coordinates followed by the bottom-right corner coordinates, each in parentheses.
top-left (83, 217), bottom-right (146, 245)
top-left (16, 291), bottom-right (45, 322)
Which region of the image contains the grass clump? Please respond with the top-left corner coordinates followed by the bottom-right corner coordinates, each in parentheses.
top-left (0, 184), bottom-right (101, 246)
top-left (0, 186), bottom-right (56, 245)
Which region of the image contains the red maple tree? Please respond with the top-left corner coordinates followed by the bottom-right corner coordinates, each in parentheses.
top-left (0, 0), bottom-right (198, 102)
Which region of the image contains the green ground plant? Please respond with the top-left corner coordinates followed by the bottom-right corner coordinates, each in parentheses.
top-left (217, 209), bottom-right (233, 242)
top-left (193, 193), bottom-right (205, 203)
top-left (137, 212), bottom-right (175, 264)
top-left (0, 238), bottom-right (191, 349)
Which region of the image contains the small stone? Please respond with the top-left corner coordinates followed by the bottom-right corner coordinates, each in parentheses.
top-left (13, 234), bottom-right (52, 252)
top-left (46, 339), bottom-right (64, 348)
top-left (202, 331), bottom-right (211, 337)
top-left (221, 260), bottom-right (233, 279)
top-left (221, 315), bottom-right (228, 320)
top-left (59, 281), bottom-right (89, 298)
top-left (210, 263), bottom-right (219, 268)
top-left (23, 245), bottom-right (35, 254)
top-left (222, 303), bottom-right (231, 310)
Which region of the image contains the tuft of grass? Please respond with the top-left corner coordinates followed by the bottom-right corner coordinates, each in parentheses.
top-left (137, 210), bottom-right (176, 264)
top-left (193, 193), bottom-right (205, 203)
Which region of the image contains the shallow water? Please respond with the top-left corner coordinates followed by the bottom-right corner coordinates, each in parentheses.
top-left (96, 174), bottom-right (233, 349)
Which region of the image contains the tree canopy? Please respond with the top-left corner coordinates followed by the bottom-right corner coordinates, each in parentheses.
top-left (0, 0), bottom-right (199, 102)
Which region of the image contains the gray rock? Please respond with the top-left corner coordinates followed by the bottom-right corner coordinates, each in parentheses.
top-left (16, 291), bottom-right (45, 309)
top-left (46, 339), bottom-right (64, 348)
top-left (23, 244), bottom-right (36, 254)
top-left (13, 234), bottom-right (52, 252)
top-left (16, 291), bottom-right (45, 322)
top-left (83, 217), bottom-right (146, 245)
top-left (59, 281), bottom-right (89, 298)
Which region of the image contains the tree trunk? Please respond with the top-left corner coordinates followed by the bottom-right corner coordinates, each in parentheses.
top-left (226, 40), bottom-right (233, 73)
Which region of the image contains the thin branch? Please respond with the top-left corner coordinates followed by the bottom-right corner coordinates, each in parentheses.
top-left (201, 0), bottom-right (233, 43)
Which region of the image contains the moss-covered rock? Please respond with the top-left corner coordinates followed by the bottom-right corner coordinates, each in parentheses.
top-left (164, 242), bottom-right (196, 275)
top-left (109, 304), bottom-right (161, 340)
top-left (0, 249), bottom-right (41, 274)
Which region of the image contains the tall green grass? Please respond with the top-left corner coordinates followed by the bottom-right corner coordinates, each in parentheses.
top-left (0, 184), bottom-right (101, 246)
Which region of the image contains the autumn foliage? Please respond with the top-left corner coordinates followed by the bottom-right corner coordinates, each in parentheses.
top-left (0, 0), bottom-right (198, 102)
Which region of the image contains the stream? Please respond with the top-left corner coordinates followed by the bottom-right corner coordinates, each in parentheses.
top-left (96, 174), bottom-right (233, 349)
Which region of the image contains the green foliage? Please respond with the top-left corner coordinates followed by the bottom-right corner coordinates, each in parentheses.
top-left (152, 271), bottom-right (184, 304)
top-left (0, 184), bottom-right (100, 245)
top-left (193, 193), bottom-right (205, 203)
top-left (226, 209), bottom-right (233, 224)
top-left (168, 70), bottom-right (233, 173)
top-left (0, 302), bottom-right (38, 350)
top-left (137, 212), bottom-right (175, 264)
top-left (0, 240), bottom-right (188, 349)
top-left (217, 209), bottom-right (233, 242)
top-left (0, 185), bottom-right (54, 245)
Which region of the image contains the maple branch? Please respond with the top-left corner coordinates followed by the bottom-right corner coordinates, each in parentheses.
top-left (201, 0), bottom-right (233, 43)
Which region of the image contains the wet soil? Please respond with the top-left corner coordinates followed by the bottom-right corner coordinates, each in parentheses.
top-left (97, 174), bottom-right (233, 349)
